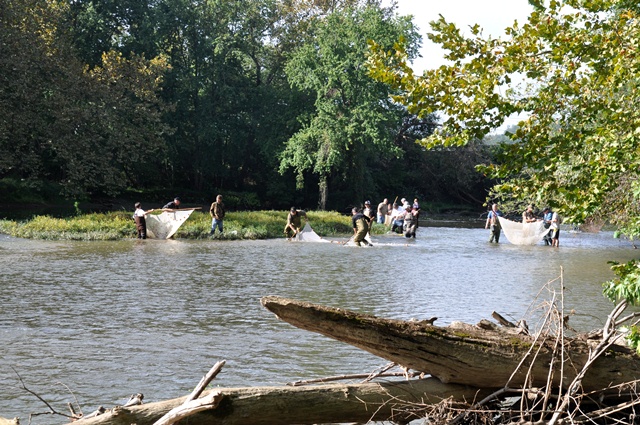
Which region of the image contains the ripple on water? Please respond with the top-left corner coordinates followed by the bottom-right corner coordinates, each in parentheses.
top-left (0, 229), bottom-right (637, 422)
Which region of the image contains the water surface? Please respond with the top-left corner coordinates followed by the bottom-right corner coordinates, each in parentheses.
top-left (0, 225), bottom-right (637, 422)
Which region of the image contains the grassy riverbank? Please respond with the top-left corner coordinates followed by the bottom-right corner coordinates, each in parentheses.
top-left (0, 210), bottom-right (391, 241)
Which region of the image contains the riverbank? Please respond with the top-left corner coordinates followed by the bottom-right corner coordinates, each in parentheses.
top-left (0, 210), bottom-right (363, 241)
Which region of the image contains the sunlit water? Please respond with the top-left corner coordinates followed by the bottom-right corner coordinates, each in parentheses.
top-left (1, 223), bottom-right (638, 422)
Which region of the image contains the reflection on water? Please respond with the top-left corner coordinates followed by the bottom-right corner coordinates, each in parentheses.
top-left (0, 225), bottom-right (638, 422)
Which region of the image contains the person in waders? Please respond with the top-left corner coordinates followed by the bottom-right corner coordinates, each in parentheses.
top-left (284, 207), bottom-right (306, 240)
top-left (133, 202), bottom-right (149, 239)
top-left (351, 207), bottom-right (372, 246)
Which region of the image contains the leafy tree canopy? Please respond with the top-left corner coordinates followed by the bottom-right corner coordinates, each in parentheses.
top-left (281, 3), bottom-right (421, 209)
top-left (368, 0), bottom-right (640, 237)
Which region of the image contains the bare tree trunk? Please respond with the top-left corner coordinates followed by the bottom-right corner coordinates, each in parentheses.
top-left (318, 174), bottom-right (328, 210)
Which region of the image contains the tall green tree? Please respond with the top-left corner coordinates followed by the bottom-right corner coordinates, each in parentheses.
top-left (368, 0), bottom-right (640, 231)
top-left (280, 4), bottom-right (420, 209)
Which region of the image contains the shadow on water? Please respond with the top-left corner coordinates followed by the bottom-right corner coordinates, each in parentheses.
top-left (0, 224), bottom-right (638, 422)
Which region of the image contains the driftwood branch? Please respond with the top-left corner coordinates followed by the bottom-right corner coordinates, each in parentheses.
top-left (153, 391), bottom-right (224, 425)
top-left (152, 361), bottom-right (226, 425)
top-left (260, 295), bottom-right (640, 393)
top-left (72, 378), bottom-right (492, 425)
top-left (186, 361), bottom-right (226, 402)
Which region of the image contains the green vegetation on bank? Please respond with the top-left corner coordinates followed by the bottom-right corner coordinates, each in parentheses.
top-left (0, 210), bottom-right (393, 241)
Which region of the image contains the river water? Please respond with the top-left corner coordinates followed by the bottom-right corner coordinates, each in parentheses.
top-left (1, 223), bottom-right (638, 422)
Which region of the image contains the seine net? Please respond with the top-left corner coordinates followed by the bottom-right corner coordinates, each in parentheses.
top-left (146, 209), bottom-right (195, 239)
top-left (498, 216), bottom-right (548, 245)
top-left (295, 223), bottom-right (329, 242)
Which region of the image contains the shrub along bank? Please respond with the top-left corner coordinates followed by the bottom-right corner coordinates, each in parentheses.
top-left (0, 210), bottom-right (389, 241)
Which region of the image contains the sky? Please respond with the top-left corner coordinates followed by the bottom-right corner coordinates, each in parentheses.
top-left (380, 0), bottom-right (535, 130)
top-left (384, 0), bottom-right (535, 72)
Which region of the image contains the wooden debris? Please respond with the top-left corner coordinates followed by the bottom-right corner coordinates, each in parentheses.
top-left (260, 295), bottom-right (640, 392)
top-left (71, 378), bottom-right (492, 425)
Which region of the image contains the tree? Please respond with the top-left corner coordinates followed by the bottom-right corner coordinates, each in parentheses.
top-left (280, 4), bottom-right (420, 209)
top-left (0, 0), bottom-right (169, 198)
top-left (368, 0), bottom-right (640, 230)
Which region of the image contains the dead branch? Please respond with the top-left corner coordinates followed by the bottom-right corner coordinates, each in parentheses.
top-left (152, 361), bottom-right (226, 425)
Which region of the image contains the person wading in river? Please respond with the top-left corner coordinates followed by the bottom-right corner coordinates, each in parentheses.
top-left (485, 203), bottom-right (503, 243)
top-left (284, 207), bottom-right (306, 240)
top-left (352, 207), bottom-right (372, 247)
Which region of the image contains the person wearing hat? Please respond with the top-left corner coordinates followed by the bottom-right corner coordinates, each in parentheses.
top-left (284, 206), bottom-right (306, 240)
top-left (162, 197), bottom-right (181, 210)
top-left (363, 200), bottom-right (375, 224)
top-left (209, 194), bottom-right (226, 236)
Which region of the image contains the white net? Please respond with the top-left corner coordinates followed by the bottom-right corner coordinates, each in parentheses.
top-left (294, 223), bottom-right (330, 243)
top-left (146, 209), bottom-right (195, 239)
top-left (498, 216), bottom-right (548, 246)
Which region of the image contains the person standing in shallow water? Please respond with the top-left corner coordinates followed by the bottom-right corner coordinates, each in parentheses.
top-left (485, 203), bottom-right (503, 243)
top-left (284, 207), bottom-right (306, 239)
top-left (351, 207), bottom-right (372, 246)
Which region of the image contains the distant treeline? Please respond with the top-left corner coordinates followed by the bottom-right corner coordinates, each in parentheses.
top-left (0, 0), bottom-right (495, 211)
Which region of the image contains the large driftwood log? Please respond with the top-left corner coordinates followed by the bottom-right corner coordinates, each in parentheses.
top-left (260, 296), bottom-right (640, 392)
top-left (71, 379), bottom-right (491, 425)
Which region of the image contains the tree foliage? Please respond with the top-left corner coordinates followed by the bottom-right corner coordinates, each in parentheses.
top-left (1, 0), bottom-right (486, 208)
top-left (0, 0), bottom-right (168, 197)
top-left (368, 0), bottom-right (640, 231)
top-left (281, 4), bottom-right (421, 209)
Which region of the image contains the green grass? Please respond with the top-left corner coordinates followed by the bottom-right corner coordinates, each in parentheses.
top-left (0, 210), bottom-right (372, 241)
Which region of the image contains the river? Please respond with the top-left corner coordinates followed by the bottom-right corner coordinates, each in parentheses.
top-left (0, 223), bottom-right (638, 422)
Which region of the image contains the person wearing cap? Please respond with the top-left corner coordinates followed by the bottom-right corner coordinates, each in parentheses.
top-left (484, 203), bottom-right (503, 243)
top-left (209, 194), bottom-right (226, 236)
top-left (363, 200), bottom-right (375, 224)
top-left (351, 207), bottom-right (372, 246)
top-left (284, 206), bottom-right (306, 239)
top-left (162, 197), bottom-right (181, 210)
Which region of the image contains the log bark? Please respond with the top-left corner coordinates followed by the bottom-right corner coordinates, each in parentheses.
top-left (71, 378), bottom-right (491, 425)
top-left (260, 296), bottom-right (640, 392)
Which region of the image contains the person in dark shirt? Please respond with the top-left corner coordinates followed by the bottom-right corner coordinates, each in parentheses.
top-left (351, 207), bottom-right (372, 247)
top-left (162, 197), bottom-right (181, 209)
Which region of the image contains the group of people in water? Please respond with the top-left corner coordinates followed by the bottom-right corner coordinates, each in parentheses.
top-left (282, 197), bottom-right (421, 247)
top-left (485, 203), bottom-right (561, 247)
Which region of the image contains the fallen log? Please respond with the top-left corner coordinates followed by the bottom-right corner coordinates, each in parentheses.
top-left (260, 295), bottom-right (640, 392)
top-left (71, 378), bottom-right (491, 425)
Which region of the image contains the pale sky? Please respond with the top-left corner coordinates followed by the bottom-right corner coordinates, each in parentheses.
top-left (382, 0), bottom-right (535, 131)
top-left (386, 0), bottom-right (534, 72)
